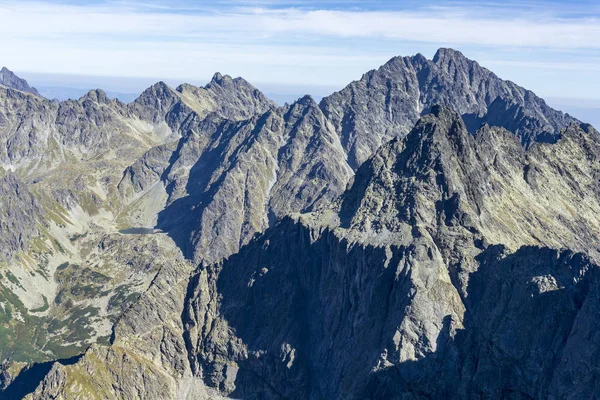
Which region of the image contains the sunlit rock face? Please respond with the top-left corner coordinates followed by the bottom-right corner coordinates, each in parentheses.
top-left (321, 48), bottom-right (576, 169)
top-left (0, 67), bottom-right (40, 96)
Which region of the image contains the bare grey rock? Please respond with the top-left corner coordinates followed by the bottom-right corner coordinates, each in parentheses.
top-left (0, 173), bottom-right (43, 262)
top-left (0, 86), bottom-right (58, 166)
top-left (320, 48), bottom-right (578, 169)
top-left (0, 67), bottom-right (40, 97)
top-left (125, 94), bottom-right (351, 263)
top-left (182, 107), bottom-right (600, 399)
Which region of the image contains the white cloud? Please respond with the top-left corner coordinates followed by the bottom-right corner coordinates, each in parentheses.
top-left (1, 2), bottom-right (599, 48)
top-left (0, 1), bottom-right (598, 98)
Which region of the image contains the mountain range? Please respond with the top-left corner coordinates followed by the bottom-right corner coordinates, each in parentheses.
top-left (0, 48), bottom-right (599, 399)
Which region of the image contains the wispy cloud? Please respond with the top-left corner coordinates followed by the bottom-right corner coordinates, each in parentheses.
top-left (2, 1), bottom-right (599, 48)
top-left (0, 1), bottom-right (599, 98)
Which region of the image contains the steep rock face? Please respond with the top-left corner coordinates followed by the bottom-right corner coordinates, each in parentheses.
top-left (130, 74), bottom-right (274, 128)
top-left (56, 93), bottom-right (136, 156)
top-left (336, 107), bottom-right (600, 292)
top-left (0, 73), bottom-right (273, 175)
top-left (118, 75), bottom-right (275, 191)
top-left (21, 86), bottom-right (352, 400)
top-left (0, 75), bottom-right (276, 368)
top-left (0, 68), bottom-right (40, 96)
top-left (154, 111), bottom-right (284, 262)
top-left (183, 216), bottom-right (464, 399)
top-left (0, 84), bottom-right (166, 173)
top-left (181, 108), bottom-right (600, 399)
top-left (26, 92), bottom-right (352, 399)
top-left (0, 72), bottom-right (287, 398)
top-left (320, 48), bottom-right (577, 168)
top-left (180, 73), bottom-right (276, 121)
top-left (269, 96), bottom-right (351, 219)
top-left (0, 87), bottom-right (58, 168)
top-left (24, 256), bottom-right (216, 400)
top-left (122, 95), bottom-right (352, 263)
top-left (118, 140), bottom-right (178, 194)
top-left (129, 82), bottom-right (183, 125)
top-left (368, 246), bottom-right (600, 400)
top-left (0, 173), bottom-right (43, 262)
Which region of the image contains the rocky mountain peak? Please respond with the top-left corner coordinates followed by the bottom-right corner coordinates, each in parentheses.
top-left (337, 105), bottom-right (472, 231)
top-left (174, 104), bottom-right (600, 399)
top-left (320, 48), bottom-right (578, 169)
top-left (431, 47), bottom-right (498, 92)
top-left (79, 88), bottom-right (110, 104)
top-left (202, 73), bottom-right (275, 119)
top-left (413, 52), bottom-right (428, 62)
top-left (293, 94), bottom-right (317, 108)
top-left (432, 47), bottom-right (468, 64)
top-left (0, 67), bottom-right (40, 96)
top-left (133, 81), bottom-right (179, 110)
top-left (130, 81), bottom-right (182, 123)
top-left (139, 81), bottom-right (176, 98)
top-left (209, 72), bottom-right (232, 85)
top-left (393, 104), bottom-right (471, 158)
top-left (206, 72), bottom-right (264, 96)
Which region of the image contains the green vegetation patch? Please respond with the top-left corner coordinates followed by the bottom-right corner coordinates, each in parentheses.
top-left (0, 261), bottom-right (116, 363)
top-left (54, 263), bottom-right (111, 305)
top-left (5, 271), bottom-right (24, 290)
top-left (107, 284), bottom-right (140, 313)
top-left (30, 295), bottom-right (49, 313)
top-left (0, 283), bottom-right (48, 362)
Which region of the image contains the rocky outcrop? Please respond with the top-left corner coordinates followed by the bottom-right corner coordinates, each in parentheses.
top-left (0, 86), bottom-right (58, 167)
top-left (181, 72), bottom-right (276, 121)
top-left (181, 107), bottom-right (600, 399)
top-left (0, 73), bottom-right (278, 370)
top-left (0, 173), bottom-right (43, 262)
top-left (122, 94), bottom-right (352, 263)
top-left (368, 245), bottom-right (600, 400)
top-left (0, 68), bottom-right (40, 96)
top-left (129, 74), bottom-right (274, 128)
top-left (320, 48), bottom-right (577, 168)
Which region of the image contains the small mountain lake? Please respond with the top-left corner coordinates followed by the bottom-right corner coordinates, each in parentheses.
top-left (118, 227), bottom-right (160, 235)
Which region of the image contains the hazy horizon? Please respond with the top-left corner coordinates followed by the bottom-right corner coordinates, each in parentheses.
top-left (2, 1), bottom-right (600, 102)
top-left (14, 63), bottom-right (600, 128)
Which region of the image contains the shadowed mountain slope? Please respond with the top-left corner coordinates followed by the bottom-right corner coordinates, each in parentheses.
top-left (179, 107), bottom-right (600, 399)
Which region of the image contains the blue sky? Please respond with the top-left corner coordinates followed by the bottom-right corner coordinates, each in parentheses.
top-left (1, 0), bottom-right (600, 110)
